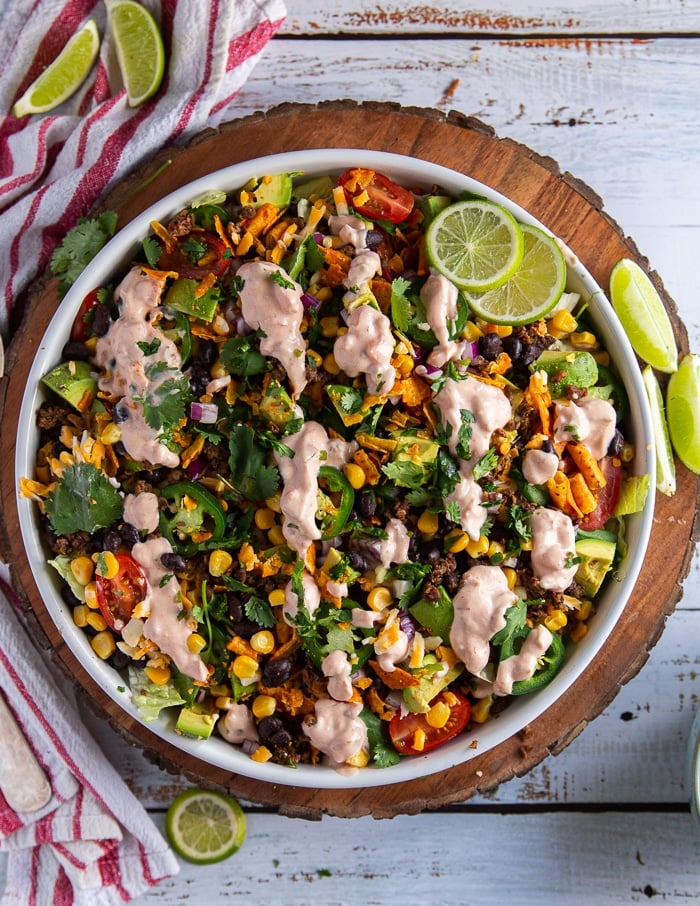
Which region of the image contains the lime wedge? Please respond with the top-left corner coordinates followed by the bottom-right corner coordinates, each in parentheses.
top-left (106, 0), bottom-right (165, 107)
top-left (12, 19), bottom-right (100, 117)
top-left (609, 258), bottom-right (678, 374)
top-left (464, 223), bottom-right (566, 325)
top-left (642, 365), bottom-right (676, 496)
top-left (425, 199), bottom-right (524, 293)
top-left (666, 353), bottom-right (700, 475)
top-left (165, 789), bottom-right (247, 865)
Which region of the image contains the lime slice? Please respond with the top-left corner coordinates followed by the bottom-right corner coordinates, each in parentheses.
top-left (106, 0), bottom-right (165, 107)
top-left (609, 258), bottom-right (678, 374)
top-left (165, 789), bottom-right (247, 865)
top-left (642, 365), bottom-right (676, 496)
top-left (666, 353), bottom-right (700, 475)
top-left (425, 199), bottom-right (524, 293)
top-left (12, 20), bottom-right (100, 117)
top-left (464, 223), bottom-right (566, 325)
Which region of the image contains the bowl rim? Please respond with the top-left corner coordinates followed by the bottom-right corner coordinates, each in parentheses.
top-left (15, 148), bottom-right (657, 789)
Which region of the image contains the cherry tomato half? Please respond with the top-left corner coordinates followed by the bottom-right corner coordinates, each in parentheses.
top-left (70, 288), bottom-right (102, 342)
top-left (338, 168), bottom-right (415, 224)
top-left (389, 691), bottom-right (471, 755)
top-left (95, 553), bottom-right (148, 633)
top-left (157, 231), bottom-right (230, 280)
top-left (580, 455), bottom-right (623, 531)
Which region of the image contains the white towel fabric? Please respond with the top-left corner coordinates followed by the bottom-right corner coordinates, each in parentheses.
top-left (0, 0), bottom-right (287, 340)
top-left (0, 570), bottom-right (177, 904)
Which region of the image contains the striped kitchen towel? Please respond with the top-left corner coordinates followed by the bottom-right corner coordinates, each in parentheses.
top-left (0, 572), bottom-right (178, 905)
top-left (0, 0), bottom-right (286, 340)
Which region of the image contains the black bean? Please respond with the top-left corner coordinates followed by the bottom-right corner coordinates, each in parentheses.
top-left (478, 333), bottom-right (502, 361)
top-left (120, 522), bottom-right (141, 548)
top-left (109, 649), bottom-right (131, 670)
top-left (160, 552), bottom-right (188, 574)
top-left (358, 490), bottom-right (377, 518)
top-left (91, 304), bottom-right (112, 337)
top-left (61, 340), bottom-right (90, 360)
top-left (502, 336), bottom-right (523, 362)
top-left (262, 657), bottom-right (293, 687)
top-left (417, 542), bottom-right (442, 564)
top-left (347, 550), bottom-right (369, 573)
top-left (61, 585), bottom-right (82, 608)
top-left (197, 338), bottom-right (218, 367)
top-left (113, 403), bottom-right (128, 424)
top-left (269, 728), bottom-right (293, 748)
top-left (189, 364), bottom-right (210, 396)
top-left (227, 594), bottom-right (244, 622)
top-left (607, 428), bottom-right (625, 457)
top-left (258, 716), bottom-right (284, 738)
top-left (103, 530), bottom-right (121, 552)
top-left (232, 619), bottom-right (259, 639)
top-left (520, 342), bottom-right (544, 367)
top-left (365, 229), bottom-right (384, 249)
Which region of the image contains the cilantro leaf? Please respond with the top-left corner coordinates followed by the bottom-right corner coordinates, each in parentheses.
top-left (136, 337), bottom-right (161, 356)
top-left (220, 335), bottom-right (269, 377)
top-left (50, 211), bottom-right (118, 298)
top-left (181, 237), bottom-right (208, 263)
top-left (137, 368), bottom-right (192, 431)
top-left (472, 448), bottom-right (499, 481)
top-left (228, 423), bottom-right (280, 502)
top-left (244, 595), bottom-right (277, 629)
top-left (269, 269), bottom-right (295, 290)
top-left (360, 708), bottom-right (401, 768)
top-left (45, 461), bottom-right (123, 536)
top-left (491, 598), bottom-right (527, 649)
top-left (381, 460), bottom-right (425, 488)
top-left (142, 235), bottom-right (161, 268)
top-left (507, 503), bottom-right (532, 544)
top-left (456, 408), bottom-right (475, 460)
top-left (390, 276), bottom-right (413, 333)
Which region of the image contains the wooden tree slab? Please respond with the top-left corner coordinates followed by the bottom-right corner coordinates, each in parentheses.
top-left (1, 102), bottom-right (697, 819)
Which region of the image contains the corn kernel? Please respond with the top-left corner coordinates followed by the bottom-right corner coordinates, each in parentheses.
top-left (254, 507), bottom-right (276, 531)
top-left (265, 493), bottom-right (282, 514)
top-left (73, 604), bottom-right (90, 628)
top-left (210, 359), bottom-right (228, 380)
top-left (250, 630), bottom-right (275, 655)
top-left (323, 352), bottom-right (340, 375)
top-left (488, 540), bottom-right (505, 562)
top-left (549, 309), bottom-right (578, 335)
top-left (503, 567), bottom-right (517, 590)
top-left (232, 654), bottom-right (260, 680)
top-left (342, 462), bottom-right (366, 490)
top-left (447, 531), bottom-right (470, 554)
top-left (571, 330), bottom-right (597, 349)
top-left (461, 321), bottom-right (483, 342)
top-left (99, 422), bottom-right (122, 445)
top-left (412, 729), bottom-right (426, 752)
top-left (252, 695), bottom-right (277, 719)
top-left (576, 599), bottom-right (593, 621)
top-left (94, 550), bottom-right (119, 580)
top-left (268, 525), bottom-right (286, 546)
top-left (320, 315), bottom-right (340, 337)
top-left (367, 586), bottom-right (393, 611)
top-left (86, 610), bottom-right (108, 632)
top-left (346, 747), bottom-right (371, 768)
top-left (187, 632), bottom-right (207, 654)
top-left (465, 534), bottom-right (489, 557)
top-left (209, 549), bottom-right (233, 577)
top-left (471, 695), bottom-right (494, 724)
top-left (145, 664), bottom-right (171, 686)
top-left (426, 700), bottom-right (451, 729)
top-left (395, 353), bottom-right (414, 376)
top-left (215, 696), bottom-right (236, 710)
top-left (417, 510), bottom-right (439, 536)
top-left (84, 581), bottom-right (99, 610)
top-left (250, 744), bottom-right (273, 763)
top-left (621, 442), bottom-right (635, 464)
top-left (570, 622), bottom-right (589, 643)
top-left (91, 630), bottom-right (116, 660)
top-left (70, 555), bottom-right (94, 586)
top-left (544, 610), bottom-right (568, 632)
top-left (268, 588), bottom-right (287, 607)
top-left (492, 324), bottom-right (513, 338)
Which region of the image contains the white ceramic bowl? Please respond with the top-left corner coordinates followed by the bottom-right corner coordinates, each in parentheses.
top-left (16, 150), bottom-right (656, 789)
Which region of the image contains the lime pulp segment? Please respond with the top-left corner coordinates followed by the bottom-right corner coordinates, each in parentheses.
top-left (165, 789), bottom-right (247, 864)
top-left (106, 0), bottom-right (165, 107)
top-left (666, 353), bottom-right (700, 475)
top-left (12, 19), bottom-right (100, 117)
top-left (464, 223), bottom-right (566, 325)
top-left (609, 258), bottom-right (678, 374)
top-left (642, 365), bottom-right (676, 496)
top-left (425, 199), bottom-right (524, 293)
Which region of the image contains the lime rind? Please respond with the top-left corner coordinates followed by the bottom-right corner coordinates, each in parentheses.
top-left (666, 353), bottom-right (700, 475)
top-left (610, 258), bottom-right (678, 374)
top-left (642, 365), bottom-right (676, 496)
top-left (464, 223), bottom-right (567, 326)
top-left (425, 199), bottom-right (525, 293)
top-left (165, 789), bottom-right (247, 865)
top-left (106, 0), bottom-right (165, 107)
top-left (12, 19), bottom-right (100, 117)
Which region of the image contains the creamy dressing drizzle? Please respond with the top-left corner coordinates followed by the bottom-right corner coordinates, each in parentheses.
top-left (329, 214), bottom-right (369, 251)
top-left (373, 612), bottom-right (410, 673)
top-left (344, 249), bottom-right (381, 292)
top-left (283, 569), bottom-right (321, 626)
top-left (522, 448), bottom-right (560, 485)
top-left (303, 698), bottom-right (367, 766)
top-left (333, 305), bottom-right (396, 395)
top-left (131, 537), bottom-right (209, 682)
top-left (218, 702), bottom-right (259, 745)
top-left (530, 507), bottom-right (578, 592)
top-left (421, 270), bottom-right (469, 368)
top-left (322, 649), bottom-right (354, 701)
top-left (237, 260), bottom-right (308, 397)
top-left (95, 267), bottom-right (181, 468)
top-left (275, 420), bottom-right (356, 559)
top-left (434, 376), bottom-right (512, 539)
top-left (123, 491), bottom-right (160, 535)
top-left (553, 396), bottom-right (617, 460)
top-left (377, 517), bottom-right (411, 568)
top-left (493, 623), bottom-right (553, 697)
top-left (449, 564), bottom-right (518, 676)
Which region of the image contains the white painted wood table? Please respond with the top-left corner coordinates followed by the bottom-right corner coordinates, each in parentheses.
top-left (4, 2), bottom-right (700, 903)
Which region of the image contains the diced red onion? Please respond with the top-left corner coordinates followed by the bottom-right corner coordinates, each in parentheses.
top-left (465, 340), bottom-right (479, 359)
top-left (399, 610), bottom-right (418, 642)
top-left (186, 456), bottom-right (207, 480)
top-left (190, 401), bottom-right (219, 424)
top-left (313, 231), bottom-right (324, 244)
top-left (241, 738), bottom-right (259, 755)
top-left (301, 291), bottom-right (322, 311)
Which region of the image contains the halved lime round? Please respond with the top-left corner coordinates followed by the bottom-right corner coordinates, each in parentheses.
top-left (610, 258), bottom-right (678, 374)
top-left (464, 223), bottom-right (566, 325)
top-left (642, 365), bottom-right (676, 496)
top-left (666, 353), bottom-right (700, 475)
top-left (12, 19), bottom-right (100, 117)
top-left (106, 0), bottom-right (165, 107)
top-left (425, 198), bottom-right (524, 293)
top-left (165, 789), bottom-right (247, 865)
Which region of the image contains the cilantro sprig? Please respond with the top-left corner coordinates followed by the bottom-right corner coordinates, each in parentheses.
top-left (45, 461), bottom-right (123, 536)
top-left (50, 211), bottom-right (118, 298)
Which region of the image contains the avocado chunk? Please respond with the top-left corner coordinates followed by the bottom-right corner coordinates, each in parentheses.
top-left (418, 194), bottom-right (451, 226)
top-left (175, 706), bottom-right (218, 739)
top-left (42, 360), bottom-right (97, 412)
top-left (409, 587), bottom-right (454, 642)
top-left (575, 535), bottom-right (617, 597)
top-left (389, 432), bottom-right (440, 485)
top-left (242, 173), bottom-right (293, 208)
top-left (164, 277), bottom-right (220, 323)
top-left (531, 349), bottom-right (599, 397)
top-left (403, 656), bottom-right (464, 714)
top-left (259, 379), bottom-right (296, 427)
top-left (293, 174), bottom-right (334, 202)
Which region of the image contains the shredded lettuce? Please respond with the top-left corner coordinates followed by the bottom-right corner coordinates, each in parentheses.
top-left (128, 666), bottom-right (186, 723)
